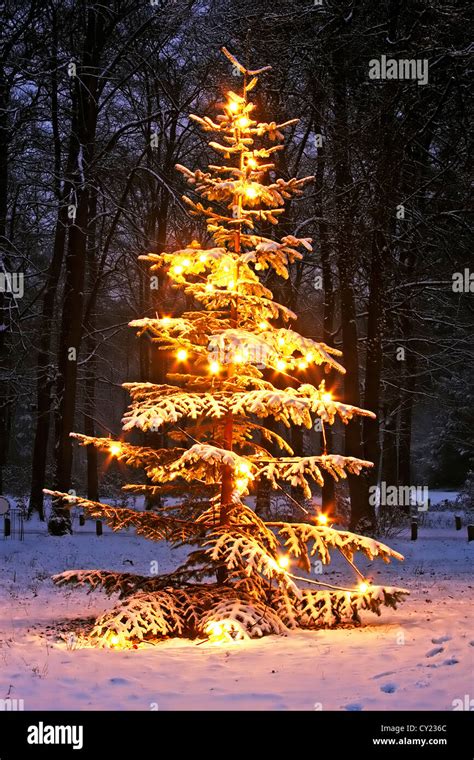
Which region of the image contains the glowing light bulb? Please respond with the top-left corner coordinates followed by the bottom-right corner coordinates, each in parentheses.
top-left (173, 265), bottom-right (183, 275)
top-left (247, 157), bottom-right (258, 169)
top-left (358, 582), bottom-right (369, 594)
top-left (259, 321), bottom-right (268, 330)
top-left (109, 442), bottom-right (122, 457)
top-left (322, 392), bottom-right (332, 403)
top-left (182, 258), bottom-right (191, 267)
top-left (234, 353), bottom-right (244, 364)
top-left (238, 462), bottom-right (251, 476)
top-left (245, 185), bottom-right (257, 199)
top-left (235, 477), bottom-right (248, 493)
top-left (199, 254), bottom-right (207, 263)
top-left (109, 634), bottom-right (120, 646)
top-left (277, 336), bottom-right (285, 346)
top-left (176, 349), bottom-right (188, 361)
top-left (278, 555), bottom-right (290, 569)
top-left (228, 101), bottom-right (239, 113)
top-left (161, 316), bottom-right (171, 325)
top-left (205, 283), bottom-right (214, 292)
top-left (276, 359), bottom-right (286, 372)
top-left (298, 361), bottom-right (308, 371)
top-left (228, 280), bottom-right (235, 289)
top-left (305, 351), bottom-right (314, 363)
top-left (237, 116), bottom-right (250, 128)
top-left (317, 513), bottom-right (328, 525)
top-left (209, 361), bottom-right (220, 375)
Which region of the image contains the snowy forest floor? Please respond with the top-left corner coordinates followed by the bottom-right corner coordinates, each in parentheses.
top-left (0, 496), bottom-right (472, 711)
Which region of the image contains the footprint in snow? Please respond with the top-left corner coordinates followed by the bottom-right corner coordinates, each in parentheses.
top-left (442, 658), bottom-right (459, 666)
top-left (380, 682), bottom-right (397, 694)
top-left (431, 635), bottom-right (452, 644)
top-left (425, 646), bottom-right (444, 658)
top-left (373, 671), bottom-right (395, 680)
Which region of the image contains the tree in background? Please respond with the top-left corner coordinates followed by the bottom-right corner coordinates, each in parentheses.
top-left (44, 49), bottom-right (409, 646)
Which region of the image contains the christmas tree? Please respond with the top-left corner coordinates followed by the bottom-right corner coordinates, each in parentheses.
top-left (45, 49), bottom-right (408, 647)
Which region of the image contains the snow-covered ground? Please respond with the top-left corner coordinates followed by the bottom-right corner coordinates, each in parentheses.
top-left (0, 500), bottom-right (472, 711)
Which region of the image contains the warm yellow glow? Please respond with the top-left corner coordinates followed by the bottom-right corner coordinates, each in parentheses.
top-left (205, 283), bottom-right (214, 292)
top-left (277, 337), bottom-right (285, 346)
top-left (109, 442), bottom-right (122, 457)
top-left (237, 116), bottom-right (250, 128)
top-left (110, 634), bottom-right (120, 645)
top-left (305, 351), bottom-right (314, 363)
top-left (199, 254), bottom-right (207, 263)
top-left (234, 353), bottom-right (244, 364)
top-left (276, 359), bottom-right (286, 372)
top-left (228, 100), bottom-right (239, 113)
top-left (258, 321), bottom-right (268, 330)
top-left (235, 477), bottom-right (248, 493)
top-left (322, 392), bottom-right (332, 403)
top-left (247, 157), bottom-right (258, 169)
top-left (161, 316), bottom-right (171, 325)
top-left (228, 280), bottom-right (235, 289)
top-left (298, 361), bottom-right (308, 371)
top-left (209, 361), bottom-right (220, 375)
top-left (317, 513), bottom-right (328, 525)
top-left (182, 258), bottom-right (191, 267)
top-left (237, 462), bottom-right (251, 476)
top-left (176, 349), bottom-right (188, 361)
top-left (245, 185), bottom-right (258, 199)
top-left (173, 265), bottom-right (183, 275)
top-left (358, 582), bottom-right (369, 593)
top-left (278, 555), bottom-right (290, 569)
top-left (204, 620), bottom-right (241, 644)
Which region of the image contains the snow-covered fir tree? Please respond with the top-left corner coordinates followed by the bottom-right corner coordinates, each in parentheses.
top-left (45, 49), bottom-right (408, 647)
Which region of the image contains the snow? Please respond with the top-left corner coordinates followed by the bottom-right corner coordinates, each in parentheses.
top-left (0, 502), bottom-right (472, 711)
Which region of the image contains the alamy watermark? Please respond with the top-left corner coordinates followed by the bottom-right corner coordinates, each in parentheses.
top-left (0, 271), bottom-right (24, 298)
top-left (368, 55), bottom-right (428, 86)
top-left (369, 482), bottom-right (429, 512)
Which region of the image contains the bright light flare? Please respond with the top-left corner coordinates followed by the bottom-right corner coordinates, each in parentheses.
top-left (358, 582), bottom-right (369, 594)
top-left (321, 392), bottom-right (332, 403)
top-left (176, 349), bottom-right (188, 361)
top-left (109, 442), bottom-right (122, 457)
top-left (204, 620), bottom-right (242, 644)
top-left (244, 185), bottom-right (257, 199)
top-left (237, 116), bottom-right (250, 128)
top-left (209, 361), bottom-right (220, 375)
top-left (278, 555), bottom-right (290, 569)
top-left (276, 359), bottom-right (286, 372)
top-left (317, 513), bottom-right (328, 525)
top-left (228, 100), bottom-right (239, 113)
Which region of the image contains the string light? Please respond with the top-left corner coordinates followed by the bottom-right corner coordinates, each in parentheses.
top-left (237, 116), bottom-right (250, 128)
top-left (182, 258), bottom-right (191, 267)
top-left (176, 349), bottom-right (188, 361)
top-left (173, 265), bottom-right (183, 275)
top-left (209, 361), bottom-right (220, 375)
top-left (278, 555), bottom-right (290, 569)
top-left (244, 185), bottom-right (257, 199)
top-left (317, 513), bottom-right (328, 525)
top-left (276, 359), bottom-right (286, 372)
top-left (228, 279), bottom-right (235, 289)
top-left (235, 477), bottom-right (248, 493)
top-left (237, 462), bottom-right (251, 476)
top-left (322, 392), bottom-right (332, 403)
top-left (358, 581), bottom-right (369, 593)
top-left (305, 351), bottom-right (314, 363)
top-left (277, 336), bottom-right (285, 346)
top-left (247, 157), bottom-right (258, 169)
top-left (258, 321), bottom-right (268, 330)
top-left (109, 442), bottom-right (122, 457)
top-left (205, 283), bottom-right (214, 292)
top-left (199, 254), bottom-right (207, 263)
top-left (204, 620), bottom-right (241, 644)
top-left (234, 353), bottom-right (244, 364)
top-left (228, 101), bottom-right (239, 113)
top-left (298, 361), bottom-right (307, 371)
top-left (161, 317), bottom-right (171, 325)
